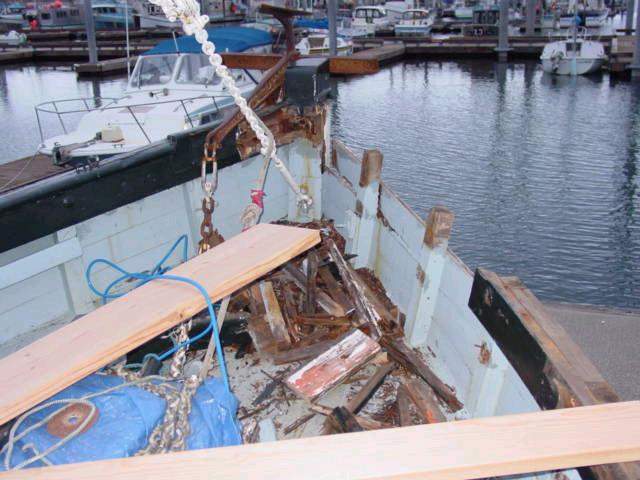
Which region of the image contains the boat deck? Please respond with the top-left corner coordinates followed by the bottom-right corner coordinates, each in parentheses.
top-left (0, 154), bottom-right (70, 194)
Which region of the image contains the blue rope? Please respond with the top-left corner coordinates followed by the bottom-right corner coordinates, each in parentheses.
top-left (84, 235), bottom-right (230, 392)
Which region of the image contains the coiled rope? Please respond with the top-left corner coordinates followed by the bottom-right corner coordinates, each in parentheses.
top-left (2, 236), bottom-right (233, 469)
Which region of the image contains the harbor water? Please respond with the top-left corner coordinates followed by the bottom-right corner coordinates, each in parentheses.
top-left (1, 60), bottom-right (638, 308)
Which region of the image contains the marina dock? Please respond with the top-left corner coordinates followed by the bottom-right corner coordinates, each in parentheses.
top-left (0, 3), bottom-right (639, 476)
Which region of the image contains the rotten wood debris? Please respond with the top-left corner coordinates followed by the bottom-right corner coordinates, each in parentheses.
top-left (209, 221), bottom-right (463, 439)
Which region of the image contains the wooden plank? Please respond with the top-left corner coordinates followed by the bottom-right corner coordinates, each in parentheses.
top-left (318, 266), bottom-right (353, 312)
top-left (468, 268), bottom-right (640, 480)
top-left (304, 251), bottom-right (318, 314)
top-left (272, 337), bottom-right (339, 365)
top-left (347, 362), bottom-right (395, 414)
top-left (283, 264), bottom-right (347, 317)
top-left (260, 281), bottom-right (291, 350)
top-left (397, 384), bottom-right (414, 427)
top-left (323, 361), bottom-right (395, 434)
top-left (403, 378), bottom-right (447, 424)
top-left (329, 406), bottom-right (364, 433)
top-left (0, 224), bottom-right (320, 426)
top-left (381, 336), bottom-right (463, 412)
top-left (10, 402), bottom-right (640, 480)
top-left (285, 329), bottom-right (381, 400)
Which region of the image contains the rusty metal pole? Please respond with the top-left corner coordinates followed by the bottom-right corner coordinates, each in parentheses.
top-left (328, 0), bottom-right (338, 56)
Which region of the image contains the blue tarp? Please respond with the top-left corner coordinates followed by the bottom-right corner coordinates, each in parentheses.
top-left (143, 27), bottom-right (272, 56)
top-left (1, 374), bottom-right (242, 470)
top-left (294, 18), bottom-right (329, 30)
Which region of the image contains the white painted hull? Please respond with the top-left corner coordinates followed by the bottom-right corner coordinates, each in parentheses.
top-left (541, 57), bottom-right (605, 75)
top-left (394, 24), bottom-right (432, 35)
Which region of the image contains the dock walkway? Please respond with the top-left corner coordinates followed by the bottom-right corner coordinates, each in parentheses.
top-left (545, 302), bottom-right (640, 401)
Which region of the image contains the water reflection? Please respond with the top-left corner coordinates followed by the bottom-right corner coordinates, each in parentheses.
top-left (332, 60), bottom-right (640, 308)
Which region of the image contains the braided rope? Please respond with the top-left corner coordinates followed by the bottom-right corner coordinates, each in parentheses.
top-left (147, 0), bottom-right (312, 223)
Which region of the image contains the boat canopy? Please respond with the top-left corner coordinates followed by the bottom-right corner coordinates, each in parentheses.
top-left (294, 18), bottom-right (329, 30)
top-left (143, 27), bottom-right (272, 56)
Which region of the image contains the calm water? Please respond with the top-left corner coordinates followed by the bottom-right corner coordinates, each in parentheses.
top-left (0, 60), bottom-right (638, 307)
top-left (332, 60), bottom-right (639, 308)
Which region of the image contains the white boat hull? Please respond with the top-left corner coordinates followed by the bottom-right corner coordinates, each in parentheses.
top-left (394, 24), bottom-right (432, 36)
top-left (541, 57), bottom-right (605, 75)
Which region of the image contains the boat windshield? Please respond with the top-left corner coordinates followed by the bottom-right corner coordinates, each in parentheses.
top-left (404, 10), bottom-right (428, 19)
top-left (356, 8), bottom-right (383, 18)
top-left (176, 54), bottom-right (220, 85)
top-left (130, 55), bottom-right (178, 88)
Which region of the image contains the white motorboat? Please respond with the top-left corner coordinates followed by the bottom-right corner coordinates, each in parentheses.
top-left (295, 33), bottom-right (352, 56)
top-left (0, 29), bottom-right (25, 45)
top-left (36, 27), bottom-right (272, 164)
top-left (540, 27), bottom-right (606, 75)
top-left (352, 6), bottom-right (393, 36)
top-left (394, 9), bottom-right (435, 36)
top-left (582, 8), bottom-right (609, 26)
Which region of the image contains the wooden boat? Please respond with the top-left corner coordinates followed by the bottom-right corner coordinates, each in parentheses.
top-left (0, 18), bottom-right (638, 479)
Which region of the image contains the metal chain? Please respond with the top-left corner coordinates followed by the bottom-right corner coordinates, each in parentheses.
top-left (148, 0), bottom-right (313, 226)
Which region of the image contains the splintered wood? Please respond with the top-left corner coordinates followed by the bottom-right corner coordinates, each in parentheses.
top-left (0, 223), bottom-right (320, 426)
top-left (285, 329), bottom-right (381, 400)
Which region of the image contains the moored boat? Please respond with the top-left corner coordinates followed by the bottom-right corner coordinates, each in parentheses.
top-left (540, 27), bottom-right (606, 75)
top-left (394, 8), bottom-right (435, 36)
top-left (35, 27), bottom-right (271, 164)
top-left (0, 5), bottom-right (637, 479)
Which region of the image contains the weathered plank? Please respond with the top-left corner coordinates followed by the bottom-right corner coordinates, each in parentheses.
top-left (403, 378), bottom-right (447, 424)
top-left (285, 329), bottom-right (381, 400)
top-left (397, 384), bottom-right (414, 427)
top-left (329, 406), bottom-right (364, 433)
top-left (468, 267), bottom-right (640, 480)
top-left (260, 281), bottom-right (291, 350)
top-left (10, 402), bottom-right (640, 480)
top-left (283, 264), bottom-right (347, 317)
top-left (0, 224), bottom-right (320, 426)
top-left (272, 338), bottom-right (338, 365)
top-left (381, 336), bottom-right (463, 412)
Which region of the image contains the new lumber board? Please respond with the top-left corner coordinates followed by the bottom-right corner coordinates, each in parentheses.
top-left (7, 401), bottom-right (640, 479)
top-left (0, 223), bottom-right (320, 425)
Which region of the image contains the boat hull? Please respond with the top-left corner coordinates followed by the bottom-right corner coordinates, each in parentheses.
top-left (541, 57), bottom-right (605, 75)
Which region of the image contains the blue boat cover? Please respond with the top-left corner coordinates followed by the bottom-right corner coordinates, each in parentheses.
top-left (294, 18), bottom-right (329, 30)
top-left (143, 27), bottom-right (272, 56)
top-left (0, 374), bottom-right (242, 470)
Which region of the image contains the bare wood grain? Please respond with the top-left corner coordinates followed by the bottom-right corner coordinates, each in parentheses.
top-left (9, 402), bottom-right (640, 480)
top-left (0, 224), bottom-right (320, 425)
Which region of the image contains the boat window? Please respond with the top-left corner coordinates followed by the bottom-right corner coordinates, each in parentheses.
top-left (70, 9), bottom-right (79, 15)
top-left (56, 10), bottom-right (67, 17)
top-left (175, 54), bottom-right (221, 85)
top-left (566, 41), bottom-right (581, 54)
top-left (355, 9), bottom-right (368, 18)
top-left (131, 55), bottom-right (178, 87)
top-left (109, 7), bottom-right (116, 13)
top-left (40, 12), bottom-right (50, 19)
top-left (308, 36), bottom-right (325, 48)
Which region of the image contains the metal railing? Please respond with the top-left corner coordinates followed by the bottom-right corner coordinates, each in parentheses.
top-left (34, 93), bottom-right (235, 144)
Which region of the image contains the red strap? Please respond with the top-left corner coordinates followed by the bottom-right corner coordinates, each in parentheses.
top-left (250, 189), bottom-right (265, 209)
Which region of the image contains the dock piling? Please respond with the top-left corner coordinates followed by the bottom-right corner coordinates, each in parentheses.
top-left (496, 0), bottom-right (511, 62)
top-left (83, 0), bottom-right (98, 64)
top-left (328, 0), bottom-right (338, 57)
top-left (631, 0), bottom-right (640, 78)
top-left (525, 0), bottom-right (536, 35)
top-left (627, 0), bottom-right (636, 33)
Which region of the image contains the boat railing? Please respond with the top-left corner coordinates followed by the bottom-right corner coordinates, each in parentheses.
top-left (34, 93), bottom-right (235, 144)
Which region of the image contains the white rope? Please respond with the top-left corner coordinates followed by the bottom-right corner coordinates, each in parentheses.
top-left (147, 0), bottom-right (312, 222)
